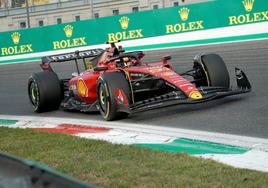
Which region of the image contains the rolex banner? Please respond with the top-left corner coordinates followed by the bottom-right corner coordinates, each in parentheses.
top-left (0, 0), bottom-right (268, 62)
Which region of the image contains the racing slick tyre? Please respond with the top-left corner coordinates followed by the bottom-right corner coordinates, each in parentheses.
top-left (28, 71), bottom-right (62, 112)
top-left (97, 72), bottom-right (131, 121)
top-left (193, 53), bottom-right (230, 88)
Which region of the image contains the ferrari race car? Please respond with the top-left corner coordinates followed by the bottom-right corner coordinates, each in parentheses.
top-left (28, 42), bottom-right (251, 121)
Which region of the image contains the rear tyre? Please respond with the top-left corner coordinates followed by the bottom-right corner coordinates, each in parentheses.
top-left (97, 72), bottom-right (131, 121)
top-left (193, 53), bottom-right (230, 88)
top-left (28, 72), bottom-right (62, 112)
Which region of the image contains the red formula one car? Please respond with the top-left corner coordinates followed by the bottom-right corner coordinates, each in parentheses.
top-left (28, 42), bottom-right (251, 120)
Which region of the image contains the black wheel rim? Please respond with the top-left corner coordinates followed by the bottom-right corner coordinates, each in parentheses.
top-left (29, 81), bottom-right (40, 109)
top-left (98, 84), bottom-right (108, 113)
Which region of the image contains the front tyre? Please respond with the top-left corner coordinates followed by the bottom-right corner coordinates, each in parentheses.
top-left (97, 72), bottom-right (131, 121)
top-left (193, 53), bottom-right (230, 88)
top-left (28, 72), bottom-right (62, 112)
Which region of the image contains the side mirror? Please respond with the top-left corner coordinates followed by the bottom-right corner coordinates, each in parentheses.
top-left (93, 67), bottom-right (108, 72)
top-left (71, 72), bottom-right (78, 77)
top-left (162, 56), bottom-right (172, 61)
top-left (74, 50), bottom-right (80, 58)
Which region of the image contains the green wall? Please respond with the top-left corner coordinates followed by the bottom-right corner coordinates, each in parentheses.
top-left (0, 0), bottom-right (267, 60)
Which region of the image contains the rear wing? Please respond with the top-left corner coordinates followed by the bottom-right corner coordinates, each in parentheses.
top-left (41, 48), bottom-right (104, 64)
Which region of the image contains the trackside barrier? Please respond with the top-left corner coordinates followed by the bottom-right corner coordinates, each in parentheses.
top-left (0, 0), bottom-right (268, 64)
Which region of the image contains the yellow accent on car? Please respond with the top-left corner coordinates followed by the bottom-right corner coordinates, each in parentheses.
top-left (103, 84), bottom-right (110, 119)
top-left (77, 79), bottom-right (88, 97)
top-left (200, 62), bottom-right (210, 86)
top-left (189, 91), bottom-right (203, 100)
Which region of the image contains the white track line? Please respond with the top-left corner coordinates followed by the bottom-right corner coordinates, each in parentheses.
top-left (1, 115), bottom-right (268, 150)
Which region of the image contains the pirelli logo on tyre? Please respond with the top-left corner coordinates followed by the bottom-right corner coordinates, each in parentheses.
top-left (229, 0), bottom-right (268, 26)
top-left (1, 32), bottom-right (33, 56)
top-left (52, 25), bottom-right (88, 50)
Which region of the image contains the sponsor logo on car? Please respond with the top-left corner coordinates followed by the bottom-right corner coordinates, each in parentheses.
top-left (115, 88), bottom-right (129, 108)
top-left (189, 90), bottom-right (203, 100)
top-left (162, 71), bottom-right (176, 76)
top-left (77, 79), bottom-right (88, 97)
top-left (148, 66), bottom-right (163, 73)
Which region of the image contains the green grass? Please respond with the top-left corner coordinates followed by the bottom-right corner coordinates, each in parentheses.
top-left (0, 127), bottom-right (268, 188)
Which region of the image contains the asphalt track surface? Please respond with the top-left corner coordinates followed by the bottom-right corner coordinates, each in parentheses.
top-left (0, 40), bottom-right (267, 138)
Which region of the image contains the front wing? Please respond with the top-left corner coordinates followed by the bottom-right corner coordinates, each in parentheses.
top-left (129, 67), bottom-right (251, 113)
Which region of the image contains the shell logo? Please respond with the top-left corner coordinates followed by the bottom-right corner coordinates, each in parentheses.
top-left (77, 79), bottom-right (88, 97)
